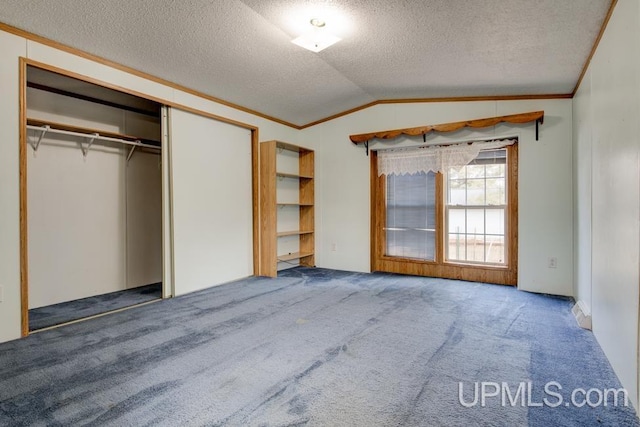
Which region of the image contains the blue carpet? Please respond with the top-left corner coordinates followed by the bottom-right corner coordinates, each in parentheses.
top-left (0, 268), bottom-right (637, 426)
top-left (28, 283), bottom-right (162, 331)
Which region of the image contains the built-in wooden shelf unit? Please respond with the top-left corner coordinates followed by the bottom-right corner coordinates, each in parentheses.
top-left (258, 140), bottom-right (314, 277)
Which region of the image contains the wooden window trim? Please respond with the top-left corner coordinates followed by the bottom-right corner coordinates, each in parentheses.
top-left (370, 143), bottom-right (518, 286)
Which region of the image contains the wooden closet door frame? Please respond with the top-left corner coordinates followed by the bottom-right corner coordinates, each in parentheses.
top-left (18, 58), bottom-right (261, 336)
top-left (19, 58), bottom-right (28, 336)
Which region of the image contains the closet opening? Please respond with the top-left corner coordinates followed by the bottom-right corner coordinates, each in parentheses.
top-left (23, 65), bottom-right (166, 332)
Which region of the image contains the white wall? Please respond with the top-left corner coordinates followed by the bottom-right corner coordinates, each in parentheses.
top-left (302, 99), bottom-right (574, 296)
top-left (126, 152), bottom-right (162, 289)
top-left (169, 109), bottom-right (253, 295)
top-left (572, 67), bottom-right (592, 315)
top-left (27, 88), bottom-right (162, 308)
top-left (276, 147), bottom-right (305, 271)
top-left (573, 0), bottom-right (640, 407)
top-left (27, 135), bottom-right (127, 307)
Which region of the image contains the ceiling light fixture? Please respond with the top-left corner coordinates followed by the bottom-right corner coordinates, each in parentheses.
top-left (292, 17), bottom-right (341, 53)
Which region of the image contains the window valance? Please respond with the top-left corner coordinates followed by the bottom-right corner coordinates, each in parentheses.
top-left (377, 138), bottom-right (516, 176)
top-left (350, 111), bottom-right (543, 144)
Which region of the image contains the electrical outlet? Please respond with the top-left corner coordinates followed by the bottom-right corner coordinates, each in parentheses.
top-left (331, 243), bottom-right (337, 252)
top-left (548, 257), bottom-right (558, 269)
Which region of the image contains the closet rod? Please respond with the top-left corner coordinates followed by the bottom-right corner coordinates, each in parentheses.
top-left (26, 124), bottom-right (161, 151)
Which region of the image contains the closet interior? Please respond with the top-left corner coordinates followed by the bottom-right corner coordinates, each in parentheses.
top-left (25, 66), bottom-right (164, 331)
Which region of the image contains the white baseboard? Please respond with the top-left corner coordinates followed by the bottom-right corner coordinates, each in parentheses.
top-left (572, 300), bottom-right (592, 330)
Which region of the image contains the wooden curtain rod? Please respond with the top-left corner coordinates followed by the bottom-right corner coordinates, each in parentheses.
top-left (349, 111), bottom-right (544, 144)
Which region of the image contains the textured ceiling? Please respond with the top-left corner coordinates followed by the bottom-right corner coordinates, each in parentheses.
top-left (0, 0), bottom-right (611, 126)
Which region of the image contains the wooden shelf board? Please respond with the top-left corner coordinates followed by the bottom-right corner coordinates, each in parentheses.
top-left (272, 140), bottom-right (313, 153)
top-left (27, 117), bottom-right (161, 146)
top-left (277, 230), bottom-right (314, 237)
top-left (277, 202), bottom-right (314, 206)
top-left (277, 251), bottom-right (314, 262)
top-left (276, 171), bottom-right (313, 179)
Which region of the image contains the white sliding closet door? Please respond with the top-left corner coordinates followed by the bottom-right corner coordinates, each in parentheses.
top-left (169, 108), bottom-right (253, 295)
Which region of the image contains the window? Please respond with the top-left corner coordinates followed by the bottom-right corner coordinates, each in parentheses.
top-left (386, 172), bottom-right (437, 260)
top-left (446, 149), bottom-right (506, 265)
top-left (372, 143), bottom-right (517, 285)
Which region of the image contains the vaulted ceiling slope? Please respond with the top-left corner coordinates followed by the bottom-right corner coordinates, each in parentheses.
top-left (0, 0), bottom-right (611, 126)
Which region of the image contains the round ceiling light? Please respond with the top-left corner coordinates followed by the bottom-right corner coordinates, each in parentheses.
top-left (310, 18), bottom-right (326, 28)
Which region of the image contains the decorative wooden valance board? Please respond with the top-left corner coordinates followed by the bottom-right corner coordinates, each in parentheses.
top-left (349, 111), bottom-right (544, 155)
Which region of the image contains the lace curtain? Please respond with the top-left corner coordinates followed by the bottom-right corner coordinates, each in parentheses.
top-left (377, 139), bottom-right (516, 176)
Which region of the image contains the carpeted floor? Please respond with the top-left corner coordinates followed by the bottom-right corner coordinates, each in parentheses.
top-left (1, 268), bottom-right (637, 426)
top-left (28, 283), bottom-right (162, 331)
